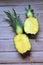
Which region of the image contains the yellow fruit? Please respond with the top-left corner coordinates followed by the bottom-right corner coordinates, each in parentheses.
top-left (24, 17), bottom-right (39, 34)
top-left (14, 34), bottom-right (31, 54)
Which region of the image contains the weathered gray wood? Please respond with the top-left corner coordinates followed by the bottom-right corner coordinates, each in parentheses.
top-left (0, 0), bottom-right (43, 6)
top-left (0, 27), bottom-right (14, 39)
top-left (0, 0), bottom-right (43, 64)
top-left (0, 63), bottom-right (43, 65)
top-left (0, 39), bottom-right (43, 51)
top-left (0, 39), bottom-right (15, 51)
top-left (0, 52), bottom-right (43, 63)
top-left (38, 13), bottom-right (43, 26)
top-left (0, 5), bottom-right (43, 15)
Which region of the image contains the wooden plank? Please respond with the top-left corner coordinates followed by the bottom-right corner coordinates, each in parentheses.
top-left (30, 39), bottom-right (43, 51)
top-left (0, 39), bottom-right (43, 51)
top-left (38, 13), bottom-right (43, 27)
top-left (0, 0), bottom-right (43, 6)
top-left (0, 39), bottom-right (15, 51)
top-left (0, 1), bottom-right (43, 65)
top-left (0, 63), bottom-right (43, 65)
top-left (0, 52), bottom-right (43, 63)
top-left (0, 6), bottom-right (29, 14)
top-left (0, 14), bottom-right (26, 27)
top-left (0, 64), bottom-right (31, 65)
top-left (0, 27), bottom-right (14, 39)
top-left (0, 5), bottom-right (43, 15)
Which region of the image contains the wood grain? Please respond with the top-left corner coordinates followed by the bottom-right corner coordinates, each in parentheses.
top-left (0, 27), bottom-right (14, 39)
top-left (0, 0), bottom-right (43, 64)
top-left (0, 63), bottom-right (43, 65)
top-left (0, 52), bottom-right (43, 63)
top-left (0, 39), bottom-right (43, 52)
top-left (0, 5), bottom-right (43, 15)
top-left (0, 0), bottom-right (43, 6)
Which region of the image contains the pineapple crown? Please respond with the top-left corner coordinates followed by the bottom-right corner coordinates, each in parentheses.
top-left (25, 5), bottom-right (34, 18)
top-left (4, 9), bottom-right (23, 34)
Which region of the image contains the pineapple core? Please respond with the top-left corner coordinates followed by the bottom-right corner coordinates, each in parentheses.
top-left (24, 17), bottom-right (38, 34)
top-left (14, 34), bottom-right (31, 54)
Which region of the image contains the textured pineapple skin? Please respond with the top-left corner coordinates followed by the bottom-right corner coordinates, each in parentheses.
top-left (14, 34), bottom-right (31, 54)
top-left (24, 17), bottom-right (39, 34)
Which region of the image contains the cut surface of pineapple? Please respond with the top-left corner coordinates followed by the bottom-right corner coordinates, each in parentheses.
top-left (24, 17), bottom-right (39, 34)
top-left (14, 34), bottom-right (31, 54)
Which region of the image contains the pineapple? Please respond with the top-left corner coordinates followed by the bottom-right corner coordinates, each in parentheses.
top-left (4, 9), bottom-right (31, 54)
top-left (24, 5), bottom-right (39, 35)
top-left (14, 34), bottom-right (31, 54)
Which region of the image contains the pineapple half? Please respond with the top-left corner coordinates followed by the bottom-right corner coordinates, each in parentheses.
top-left (24, 5), bottom-right (39, 35)
top-left (14, 34), bottom-right (31, 54)
top-left (4, 9), bottom-right (31, 54)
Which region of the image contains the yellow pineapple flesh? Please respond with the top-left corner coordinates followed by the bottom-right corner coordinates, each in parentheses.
top-left (24, 17), bottom-right (39, 34)
top-left (14, 34), bottom-right (31, 54)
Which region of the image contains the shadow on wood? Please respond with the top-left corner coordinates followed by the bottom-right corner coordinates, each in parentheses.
top-left (20, 51), bottom-right (31, 58)
top-left (23, 30), bottom-right (39, 39)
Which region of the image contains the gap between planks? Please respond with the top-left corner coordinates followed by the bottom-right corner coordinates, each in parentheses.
top-left (0, 5), bottom-right (43, 14)
top-left (0, 39), bottom-right (43, 52)
top-left (0, 0), bottom-right (43, 6)
top-left (0, 52), bottom-right (43, 63)
top-left (0, 64), bottom-right (43, 65)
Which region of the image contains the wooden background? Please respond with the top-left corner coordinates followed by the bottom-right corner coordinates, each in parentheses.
top-left (0, 0), bottom-right (43, 65)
